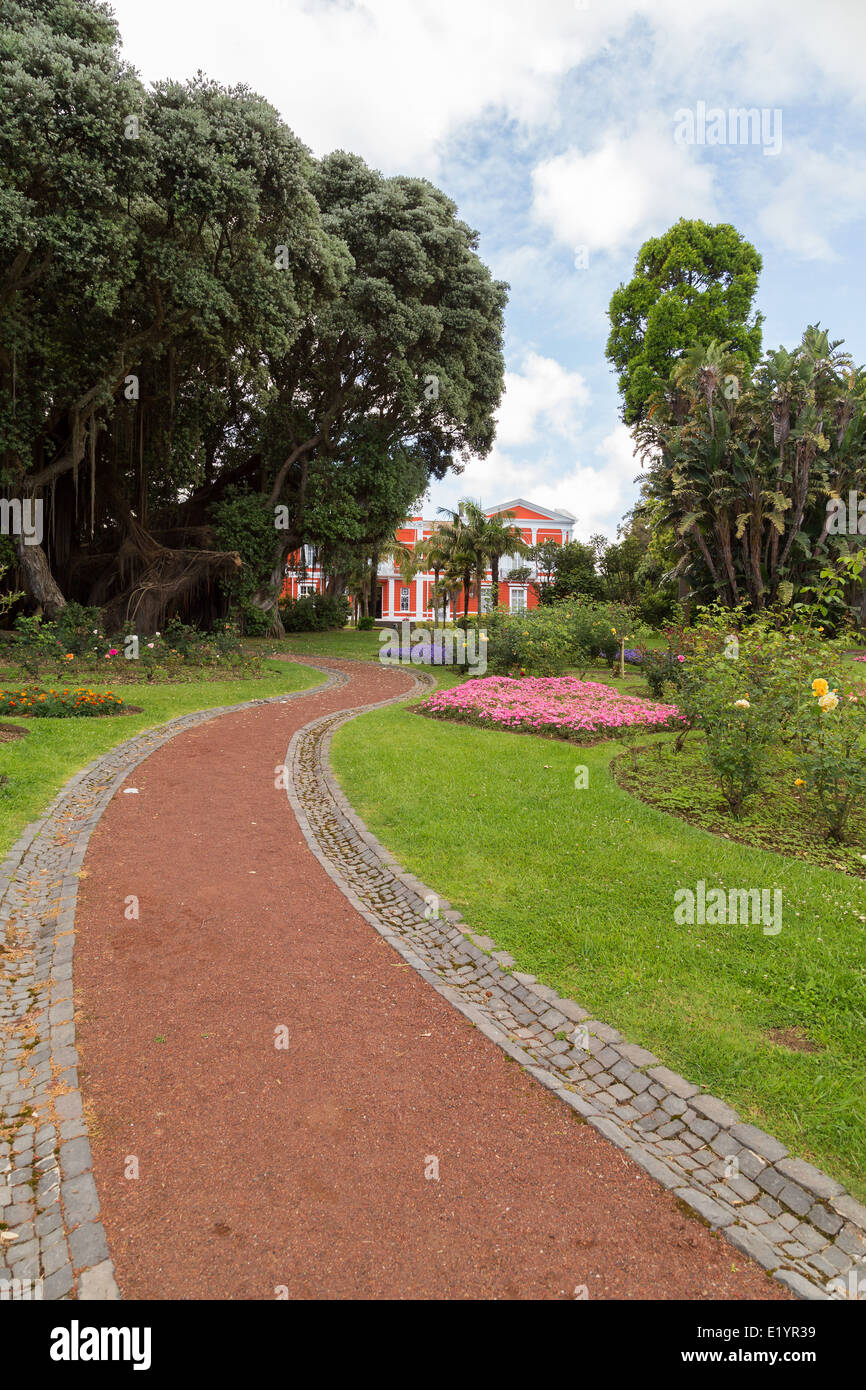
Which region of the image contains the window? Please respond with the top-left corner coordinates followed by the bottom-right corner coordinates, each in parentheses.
top-left (298, 581), bottom-right (316, 598)
top-left (481, 585), bottom-right (493, 613)
top-left (509, 587), bottom-right (527, 613)
top-left (400, 586), bottom-right (411, 612)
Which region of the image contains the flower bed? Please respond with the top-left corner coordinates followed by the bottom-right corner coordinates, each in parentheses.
top-left (0, 687), bottom-right (126, 717)
top-left (419, 676), bottom-right (684, 740)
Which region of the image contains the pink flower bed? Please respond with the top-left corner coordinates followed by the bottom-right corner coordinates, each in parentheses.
top-left (421, 676), bottom-right (684, 740)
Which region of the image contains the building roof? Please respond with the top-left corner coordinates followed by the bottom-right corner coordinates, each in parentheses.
top-left (485, 498), bottom-right (576, 524)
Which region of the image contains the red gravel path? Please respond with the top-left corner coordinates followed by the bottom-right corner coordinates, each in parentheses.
top-left (75, 659), bottom-right (787, 1300)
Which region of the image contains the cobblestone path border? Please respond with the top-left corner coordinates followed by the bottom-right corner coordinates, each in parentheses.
top-left (286, 667), bottom-right (866, 1303)
top-left (0, 667), bottom-right (340, 1300)
top-left (3, 656), bottom-right (864, 1302)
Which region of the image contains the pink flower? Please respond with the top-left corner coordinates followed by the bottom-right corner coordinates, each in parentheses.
top-left (423, 676), bottom-right (683, 740)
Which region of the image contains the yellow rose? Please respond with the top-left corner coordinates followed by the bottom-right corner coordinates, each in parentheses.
top-left (812, 678), bottom-right (829, 697)
top-left (794, 778), bottom-right (805, 787)
top-left (818, 691), bottom-right (839, 712)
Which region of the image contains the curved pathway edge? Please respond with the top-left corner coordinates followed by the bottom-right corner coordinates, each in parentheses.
top-left (0, 666), bottom-right (338, 1300)
top-left (2, 656), bottom-right (863, 1301)
top-left (287, 664), bottom-right (866, 1303)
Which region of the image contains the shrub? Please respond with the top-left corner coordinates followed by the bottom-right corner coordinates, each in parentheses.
top-left (676, 656), bottom-right (781, 817)
top-left (279, 593), bottom-right (350, 631)
top-left (357, 614), bottom-right (376, 631)
top-left (10, 615), bottom-right (256, 681)
top-left (641, 648), bottom-right (685, 699)
top-left (635, 583), bottom-right (679, 628)
top-left (796, 679), bottom-right (866, 841)
top-left (485, 598), bottom-right (643, 678)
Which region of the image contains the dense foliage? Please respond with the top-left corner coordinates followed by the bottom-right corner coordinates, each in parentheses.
top-left (635, 327), bottom-right (866, 616)
top-left (606, 219), bottom-right (763, 424)
top-left (485, 597), bottom-right (643, 677)
top-left (0, 0), bottom-right (506, 633)
top-left (646, 605), bottom-right (866, 838)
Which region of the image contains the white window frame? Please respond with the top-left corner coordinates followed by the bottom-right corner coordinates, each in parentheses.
top-left (400, 585), bottom-right (411, 613)
top-left (298, 581), bottom-right (316, 598)
top-left (509, 586), bottom-right (527, 613)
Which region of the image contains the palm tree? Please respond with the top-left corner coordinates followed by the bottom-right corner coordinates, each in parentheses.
top-left (435, 506), bottom-right (477, 621)
top-left (435, 500), bottom-right (531, 623)
top-left (381, 539), bottom-right (426, 620)
top-left (416, 528), bottom-right (451, 623)
top-left (483, 509), bottom-right (531, 610)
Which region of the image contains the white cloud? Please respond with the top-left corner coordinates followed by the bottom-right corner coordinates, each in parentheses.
top-left (532, 123), bottom-right (718, 257)
top-left (108, 0), bottom-right (619, 172)
top-left (426, 423), bottom-right (643, 541)
top-left (108, 0), bottom-right (866, 179)
top-left (495, 352), bottom-right (590, 448)
top-left (754, 146), bottom-right (866, 261)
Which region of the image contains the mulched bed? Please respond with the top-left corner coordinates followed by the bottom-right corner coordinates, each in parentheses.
top-left (2, 705), bottom-right (144, 718)
top-left (0, 721), bottom-right (28, 741)
top-left (611, 736), bottom-right (866, 879)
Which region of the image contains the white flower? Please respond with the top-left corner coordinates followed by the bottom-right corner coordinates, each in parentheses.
top-left (818, 691), bottom-right (839, 712)
top-left (734, 698), bottom-right (750, 709)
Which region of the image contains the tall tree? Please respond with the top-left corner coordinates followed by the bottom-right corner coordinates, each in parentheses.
top-left (248, 152), bottom-right (507, 630)
top-left (635, 327), bottom-right (866, 610)
top-left (606, 219), bottom-right (763, 425)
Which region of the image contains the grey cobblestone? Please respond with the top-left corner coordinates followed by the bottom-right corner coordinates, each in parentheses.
top-left (0, 665), bottom-right (340, 1301)
top-left (282, 666), bottom-right (858, 1300)
top-left (3, 656), bottom-right (854, 1302)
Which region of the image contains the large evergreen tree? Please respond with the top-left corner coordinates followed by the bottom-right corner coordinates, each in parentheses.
top-left (606, 219), bottom-right (763, 425)
top-left (0, 2), bottom-right (507, 631)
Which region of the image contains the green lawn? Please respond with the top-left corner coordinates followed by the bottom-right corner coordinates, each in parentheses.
top-left (252, 629), bottom-right (385, 662)
top-left (0, 659), bottom-right (321, 858)
top-left (331, 676), bottom-right (866, 1202)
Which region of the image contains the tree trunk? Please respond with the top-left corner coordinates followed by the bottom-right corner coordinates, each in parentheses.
top-left (17, 538), bottom-right (67, 618)
top-left (249, 539), bottom-right (294, 637)
top-left (463, 567), bottom-right (470, 619)
top-left (369, 549), bottom-right (380, 620)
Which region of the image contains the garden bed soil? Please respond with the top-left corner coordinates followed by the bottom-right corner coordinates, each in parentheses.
top-left (0, 721), bottom-right (28, 741)
top-left (3, 704), bottom-right (144, 719)
top-left (611, 737), bottom-right (866, 879)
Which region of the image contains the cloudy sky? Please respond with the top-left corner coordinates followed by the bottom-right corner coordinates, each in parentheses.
top-left (108, 0), bottom-right (866, 539)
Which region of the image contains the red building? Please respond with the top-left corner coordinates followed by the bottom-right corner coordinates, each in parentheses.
top-left (281, 498), bottom-right (575, 621)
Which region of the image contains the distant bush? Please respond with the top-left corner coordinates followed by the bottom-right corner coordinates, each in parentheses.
top-left (357, 615), bottom-right (376, 631)
top-left (485, 598), bottom-right (643, 677)
top-left (278, 593), bottom-right (350, 631)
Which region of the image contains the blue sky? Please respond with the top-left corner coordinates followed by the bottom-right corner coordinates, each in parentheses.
top-left (108, 0), bottom-right (866, 539)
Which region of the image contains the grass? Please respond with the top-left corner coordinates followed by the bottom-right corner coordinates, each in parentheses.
top-left (250, 628), bottom-right (387, 662)
top-left (615, 735), bottom-right (866, 878)
top-left (0, 659), bottom-right (321, 859)
top-left (331, 673), bottom-right (866, 1202)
